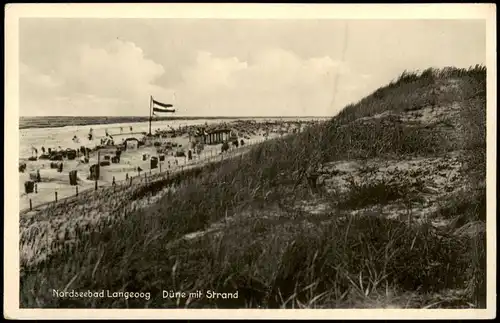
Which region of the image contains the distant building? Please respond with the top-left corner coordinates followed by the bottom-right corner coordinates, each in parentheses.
top-left (124, 137), bottom-right (140, 150)
top-left (194, 128), bottom-right (233, 145)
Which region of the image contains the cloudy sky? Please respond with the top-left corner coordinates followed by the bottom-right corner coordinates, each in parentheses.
top-left (19, 19), bottom-right (486, 117)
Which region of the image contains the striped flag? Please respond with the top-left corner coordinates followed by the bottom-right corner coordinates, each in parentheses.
top-left (152, 97), bottom-right (176, 114)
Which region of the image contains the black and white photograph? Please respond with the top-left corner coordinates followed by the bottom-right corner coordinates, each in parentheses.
top-left (4, 3), bottom-right (496, 320)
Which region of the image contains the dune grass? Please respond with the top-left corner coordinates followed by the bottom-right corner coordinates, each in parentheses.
top-left (20, 65), bottom-right (487, 309)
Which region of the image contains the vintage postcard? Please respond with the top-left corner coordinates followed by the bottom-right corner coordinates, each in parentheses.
top-left (4, 3), bottom-right (496, 320)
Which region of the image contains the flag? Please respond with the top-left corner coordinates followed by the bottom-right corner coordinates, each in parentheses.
top-left (153, 106), bottom-right (175, 114)
top-left (152, 97), bottom-right (176, 114)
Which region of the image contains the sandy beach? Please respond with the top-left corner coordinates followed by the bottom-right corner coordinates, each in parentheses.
top-left (19, 119), bottom-right (309, 212)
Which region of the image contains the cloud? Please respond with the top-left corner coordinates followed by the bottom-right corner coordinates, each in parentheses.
top-left (175, 48), bottom-right (358, 116)
top-left (20, 63), bottom-right (65, 115)
top-left (21, 40), bottom-right (170, 116)
top-left (181, 51), bottom-right (248, 93)
top-left (20, 62), bottom-right (62, 100)
top-left (20, 41), bottom-right (369, 117)
top-left (61, 40), bottom-right (165, 98)
top-left (19, 19), bottom-right (486, 117)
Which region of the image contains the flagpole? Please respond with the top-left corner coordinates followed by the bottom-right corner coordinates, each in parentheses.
top-left (149, 95), bottom-right (152, 136)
